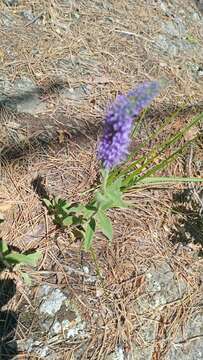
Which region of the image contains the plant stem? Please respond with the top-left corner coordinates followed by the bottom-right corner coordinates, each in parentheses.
top-left (102, 169), bottom-right (109, 193)
top-left (90, 247), bottom-right (102, 278)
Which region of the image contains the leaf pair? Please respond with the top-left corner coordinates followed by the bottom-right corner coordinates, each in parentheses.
top-left (43, 197), bottom-right (97, 228)
top-left (82, 177), bottom-right (129, 251)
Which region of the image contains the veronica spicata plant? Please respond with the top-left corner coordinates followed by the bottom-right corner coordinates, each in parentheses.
top-left (44, 81), bottom-right (166, 250)
top-left (44, 79), bottom-right (203, 250)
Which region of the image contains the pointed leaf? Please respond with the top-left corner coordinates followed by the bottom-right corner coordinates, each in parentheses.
top-left (107, 191), bottom-right (129, 208)
top-left (95, 191), bottom-right (114, 210)
top-left (106, 177), bottom-right (123, 193)
top-left (96, 211), bottom-right (113, 241)
top-left (134, 176), bottom-right (203, 186)
top-left (83, 218), bottom-right (96, 251)
top-left (5, 251), bottom-right (42, 267)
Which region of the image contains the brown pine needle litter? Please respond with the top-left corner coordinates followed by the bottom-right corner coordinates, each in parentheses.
top-left (0, 0), bottom-right (203, 359)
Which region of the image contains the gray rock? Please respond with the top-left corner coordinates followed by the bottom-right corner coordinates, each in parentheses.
top-left (163, 20), bottom-right (186, 38)
top-left (131, 345), bottom-right (154, 360)
top-left (152, 1), bottom-right (203, 58)
top-left (0, 11), bottom-right (16, 27)
top-left (18, 284), bottom-right (87, 357)
top-left (166, 339), bottom-right (203, 360)
top-left (130, 318), bottom-right (156, 360)
top-left (56, 55), bottom-right (100, 76)
top-left (50, 317), bottom-right (86, 338)
top-left (135, 262), bottom-right (187, 311)
top-left (198, 69), bottom-right (203, 77)
top-left (107, 259), bottom-right (202, 360)
top-left (18, 338), bottom-right (57, 359)
top-left (166, 311), bottom-right (203, 360)
top-left (0, 76), bottom-right (47, 114)
top-left (191, 11), bottom-right (201, 21)
top-left (159, 2), bottom-right (170, 15)
top-left (187, 62), bottom-right (203, 80)
top-left (154, 34), bottom-right (200, 57)
top-left (39, 286), bottom-right (67, 316)
top-left (155, 34), bottom-right (179, 57)
top-left (14, 77), bottom-right (46, 114)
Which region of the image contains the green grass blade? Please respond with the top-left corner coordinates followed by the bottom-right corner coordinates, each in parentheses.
top-left (120, 112), bottom-right (203, 184)
top-left (132, 107), bottom-right (149, 137)
top-left (123, 140), bottom-right (192, 188)
top-left (108, 105), bottom-right (186, 183)
top-left (129, 104), bottom-right (186, 159)
top-left (158, 112), bottom-right (203, 154)
top-left (133, 176), bottom-right (203, 186)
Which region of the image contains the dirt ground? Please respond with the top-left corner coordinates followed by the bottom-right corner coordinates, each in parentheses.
top-left (0, 1), bottom-right (203, 359)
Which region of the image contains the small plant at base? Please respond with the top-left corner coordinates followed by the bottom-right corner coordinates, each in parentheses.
top-left (0, 221), bottom-right (42, 285)
top-left (44, 175), bottom-right (129, 251)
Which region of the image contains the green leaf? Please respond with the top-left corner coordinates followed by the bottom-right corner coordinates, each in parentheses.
top-left (108, 105), bottom-right (186, 184)
top-left (66, 203), bottom-right (95, 217)
top-left (4, 251), bottom-right (42, 267)
top-left (106, 177), bottom-right (123, 192)
top-left (96, 210), bottom-right (113, 241)
top-left (116, 111), bottom-right (203, 189)
top-left (96, 178), bottom-right (129, 209)
top-left (133, 176), bottom-right (203, 186)
top-left (0, 239), bottom-right (9, 254)
top-left (123, 139), bottom-right (191, 188)
top-left (108, 191), bottom-right (128, 208)
top-left (83, 218), bottom-right (96, 251)
top-left (82, 204), bottom-right (97, 218)
top-left (62, 216), bottom-right (75, 226)
top-left (95, 191), bottom-right (114, 210)
top-left (56, 199), bottom-right (70, 211)
top-left (66, 205), bottom-right (82, 213)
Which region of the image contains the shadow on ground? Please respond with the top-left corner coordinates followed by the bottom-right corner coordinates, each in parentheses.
top-left (171, 190), bottom-right (203, 255)
top-left (0, 81), bottom-right (203, 165)
top-left (0, 79), bottom-right (100, 163)
top-left (0, 279), bottom-right (17, 359)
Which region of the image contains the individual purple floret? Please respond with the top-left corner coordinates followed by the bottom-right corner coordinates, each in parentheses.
top-left (97, 81), bottom-right (161, 169)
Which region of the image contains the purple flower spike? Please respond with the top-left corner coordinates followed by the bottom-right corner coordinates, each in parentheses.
top-left (97, 81), bottom-right (162, 169)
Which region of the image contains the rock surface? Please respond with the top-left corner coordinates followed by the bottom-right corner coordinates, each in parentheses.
top-left (0, 76), bottom-right (47, 114)
top-left (16, 259), bottom-right (203, 359)
top-left (18, 285), bottom-right (86, 359)
top-left (107, 261), bottom-right (203, 360)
